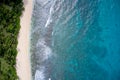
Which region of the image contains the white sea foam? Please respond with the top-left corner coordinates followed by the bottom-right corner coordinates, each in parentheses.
top-left (44, 6), bottom-right (54, 28)
top-left (48, 78), bottom-right (51, 80)
top-left (45, 0), bottom-right (57, 28)
top-left (36, 39), bottom-right (52, 61)
top-left (35, 67), bottom-right (45, 80)
top-left (43, 45), bottom-right (52, 61)
top-left (36, 0), bottom-right (51, 6)
top-left (42, 0), bottom-right (51, 6)
top-left (45, 17), bottom-right (52, 28)
top-left (71, 0), bottom-right (78, 10)
top-left (35, 39), bottom-right (55, 80)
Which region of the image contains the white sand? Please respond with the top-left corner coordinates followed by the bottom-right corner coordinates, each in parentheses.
top-left (16, 0), bottom-right (33, 80)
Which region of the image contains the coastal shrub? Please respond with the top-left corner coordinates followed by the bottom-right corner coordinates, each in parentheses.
top-left (0, 0), bottom-right (24, 79)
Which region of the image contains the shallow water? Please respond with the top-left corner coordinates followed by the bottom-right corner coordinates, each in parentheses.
top-left (31, 0), bottom-right (120, 80)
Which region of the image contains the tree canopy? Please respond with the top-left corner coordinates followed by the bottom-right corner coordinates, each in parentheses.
top-left (0, 0), bottom-right (24, 79)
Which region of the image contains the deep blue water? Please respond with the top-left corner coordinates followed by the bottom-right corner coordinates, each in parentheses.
top-left (31, 0), bottom-right (120, 80)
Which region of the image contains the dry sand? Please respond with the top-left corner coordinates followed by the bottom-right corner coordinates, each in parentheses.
top-left (16, 0), bottom-right (33, 80)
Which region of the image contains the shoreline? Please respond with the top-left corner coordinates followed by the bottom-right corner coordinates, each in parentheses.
top-left (16, 0), bottom-right (33, 80)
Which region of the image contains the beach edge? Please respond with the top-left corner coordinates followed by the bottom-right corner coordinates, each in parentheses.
top-left (16, 0), bottom-right (33, 80)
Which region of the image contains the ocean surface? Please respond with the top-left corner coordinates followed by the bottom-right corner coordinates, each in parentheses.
top-left (30, 0), bottom-right (120, 80)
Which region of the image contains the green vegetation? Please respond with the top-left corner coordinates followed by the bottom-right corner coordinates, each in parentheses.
top-left (0, 0), bottom-right (24, 79)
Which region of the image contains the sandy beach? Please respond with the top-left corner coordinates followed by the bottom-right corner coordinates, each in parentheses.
top-left (16, 0), bottom-right (33, 80)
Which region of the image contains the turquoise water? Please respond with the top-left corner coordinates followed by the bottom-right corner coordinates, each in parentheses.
top-left (31, 0), bottom-right (120, 80)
